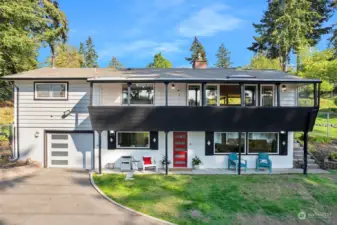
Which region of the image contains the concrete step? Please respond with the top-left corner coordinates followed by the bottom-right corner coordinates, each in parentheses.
top-left (293, 158), bottom-right (315, 163)
top-left (293, 142), bottom-right (301, 148)
top-left (294, 147), bottom-right (304, 152)
top-left (308, 164), bottom-right (320, 169)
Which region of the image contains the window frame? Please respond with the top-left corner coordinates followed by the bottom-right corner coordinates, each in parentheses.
top-left (116, 131), bottom-right (151, 149)
top-left (205, 84), bottom-right (219, 106)
top-left (260, 85), bottom-right (275, 107)
top-left (219, 84), bottom-right (242, 106)
top-left (213, 132), bottom-right (246, 155)
top-left (34, 82), bottom-right (68, 100)
top-left (244, 84), bottom-right (258, 106)
top-left (247, 132), bottom-right (279, 154)
top-left (121, 83), bottom-right (155, 106)
top-left (187, 84), bottom-right (202, 106)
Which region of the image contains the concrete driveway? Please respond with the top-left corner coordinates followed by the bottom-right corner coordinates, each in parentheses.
top-left (0, 169), bottom-right (164, 225)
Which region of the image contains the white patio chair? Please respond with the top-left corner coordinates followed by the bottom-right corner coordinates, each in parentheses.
top-left (141, 156), bottom-right (157, 172)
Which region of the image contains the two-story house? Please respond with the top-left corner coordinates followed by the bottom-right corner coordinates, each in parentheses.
top-left (1, 63), bottom-right (320, 174)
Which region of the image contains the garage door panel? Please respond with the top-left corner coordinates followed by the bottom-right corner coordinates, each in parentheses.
top-left (47, 132), bottom-right (93, 169)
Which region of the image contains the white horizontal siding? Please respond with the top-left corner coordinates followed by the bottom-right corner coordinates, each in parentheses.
top-left (16, 80), bottom-right (91, 129)
top-left (280, 84), bottom-right (297, 106)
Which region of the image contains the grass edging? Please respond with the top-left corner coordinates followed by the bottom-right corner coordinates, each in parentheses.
top-left (89, 172), bottom-right (176, 225)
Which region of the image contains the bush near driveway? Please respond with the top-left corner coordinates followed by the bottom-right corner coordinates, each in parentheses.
top-left (94, 174), bottom-right (337, 225)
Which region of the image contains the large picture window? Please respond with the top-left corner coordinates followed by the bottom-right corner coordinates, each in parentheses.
top-left (261, 85), bottom-right (274, 106)
top-left (117, 132), bottom-right (150, 148)
top-left (220, 85), bottom-right (241, 106)
top-left (35, 82), bottom-right (67, 100)
top-left (206, 85), bottom-right (218, 106)
top-left (248, 132), bottom-right (278, 153)
top-left (122, 83), bottom-right (154, 105)
top-left (214, 132), bottom-right (245, 154)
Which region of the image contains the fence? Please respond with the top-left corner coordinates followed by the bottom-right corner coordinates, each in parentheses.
top-left (313, 111), bottom-right (337, 139)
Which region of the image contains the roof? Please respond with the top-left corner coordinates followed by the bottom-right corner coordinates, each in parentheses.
top-left (0, 67), bottom-right (321, 83)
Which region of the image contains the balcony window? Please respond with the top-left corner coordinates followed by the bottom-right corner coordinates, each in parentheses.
top-left (214, 132), bottom-right (245, 154)
top-left (117, 132), bottom-right (150, 148)
top-left (248, 132), bottom-right (278, 153)
top-left (220, 85), bottom-right (241, 106)
top-left (188, 84), bottom-right (201, 106)
top-left (261, 85), bottom-right (274, 106)
top-left (122, 83), bottom-right (154, 105)
top-left (206, 85), bottom-right (218, 106)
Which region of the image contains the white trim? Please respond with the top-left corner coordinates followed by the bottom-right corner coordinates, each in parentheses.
top-left (247, 132), bottom-right (279, 154)
top-left (214, 132), bottom-right (246, 154)
top-left (187, 83), bottom-right (202, 106)
top-left (260, 84), bottom-right (275, 107)
top-left (116, 131), bottom-right (150, 149)
top-left (34, 82), bottom-right (68, 100)
top-left (89, 172), bottom-right (176, 225)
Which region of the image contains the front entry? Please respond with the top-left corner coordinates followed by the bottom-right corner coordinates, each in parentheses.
top-left (173, 132), bottom-right (188, 167)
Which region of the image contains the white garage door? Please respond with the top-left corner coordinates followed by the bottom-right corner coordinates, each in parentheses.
top-left (47, 133), bottom-right (93, 169)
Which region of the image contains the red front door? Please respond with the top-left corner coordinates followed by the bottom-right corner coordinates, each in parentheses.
top-left (173, 132), bottom-right (188, 167)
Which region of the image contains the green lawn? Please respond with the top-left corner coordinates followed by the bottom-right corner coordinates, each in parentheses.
top-left (93, 173), bottom-right (337, 225)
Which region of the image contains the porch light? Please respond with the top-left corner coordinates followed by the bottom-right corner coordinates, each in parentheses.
top-left (153, 138), bottom-right (157, 143)
top-left (171, 84), bottom-right (175, 90)
top-left (280, 131), bottom-right (285, 134)
top-left (281, 85), bottom-right (287, 92)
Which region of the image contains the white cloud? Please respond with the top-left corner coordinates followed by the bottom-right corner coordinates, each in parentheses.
top-left (98, 39), bottom-right (186, 59)
top-left (178, 4), bottom-right (242, 37)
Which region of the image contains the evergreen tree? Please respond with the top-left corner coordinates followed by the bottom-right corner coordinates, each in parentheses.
top-left (185, 36), bottom-right (207, 65)
top-left (147, 53), bottom-right (172, 68)
top-left (49, 44), bottom-right (84, 68)
top-left (85, 36), bottom-right (98, 68)
top-left (215, 43), bottom-right (231, 68)
top-left (108, 56), bottom-right (124, 69)
top-left (248, 0), bottom-right (333, 71)
top-left (0, 0), bottom-right (68, 100)
top-left (78, 42), bottom-right (86, 68)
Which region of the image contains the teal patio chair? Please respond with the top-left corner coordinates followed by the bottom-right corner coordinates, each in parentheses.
top-left (228, 153), bottom-right (247, 173)
top-left (256, 153), bottom-right (272, 173)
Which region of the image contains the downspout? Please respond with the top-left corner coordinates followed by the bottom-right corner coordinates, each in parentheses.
top-left (9, 83), bottom-right (19, 161)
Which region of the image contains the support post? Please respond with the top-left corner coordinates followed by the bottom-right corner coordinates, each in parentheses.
top-left (276, 83), bottom-right (281, 107)
top-left (165, 82), bottom-right (168, 106)
top-left (98, 131), bottom-right (102, 174)
top-left (317, 83), bottom-right (321, 108)
top-left (127, 82), bottom-right (131, 106)
top-left (238, 132), bottom-right (242, 175)
top-left (314, 83), bottom-right (317, 107)
top-left (240, 84), bottom-right (245, 106)
top-left (90, 82), bottom-right (93, 106)
top-left (303, 130), bottom-right (308, 175)
top-left (257, 84), bottom-right (261, 106)
top-left (165, 131), bottom-right (168, 175)
top-left (202, 82), bottom-right (206, 106)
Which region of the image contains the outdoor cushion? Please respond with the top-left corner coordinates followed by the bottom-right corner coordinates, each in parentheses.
top-left (259, 159), bottom-right (269, 164)
top-left (143, 157), bottom-right (152, 165)
top-left (234, 160), bottom-right (247, 165)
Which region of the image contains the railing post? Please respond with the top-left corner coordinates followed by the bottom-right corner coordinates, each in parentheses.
top-left (240, 83), bottom-right (245, 106)
top-left (202, 82), bottom-right (207, 106)
top-left (98, 131), bottom-right (102, 174)
top-left (317, 83), bottom-right (321, 109)
top-left (303, 130), bottom-right (308, 175)
top-left (276, 83), bottom-right (281, 107)
top-left (257, 84), bottom-right (261, 106)
top-left (127, 82), bottom-right (132, 106)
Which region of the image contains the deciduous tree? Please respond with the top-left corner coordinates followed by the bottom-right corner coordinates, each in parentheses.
top-left (49, 44), bottom-right (84, 68)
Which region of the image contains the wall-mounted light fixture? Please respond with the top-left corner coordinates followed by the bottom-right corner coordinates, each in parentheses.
top-left (34, 131), bottom-right (40, 138)
top-left (281, 85), bottom-right (287, 92)
top-left (171, 84), bottom-right (175, 90)
top-left (153, 138), bottom-right (157, 143)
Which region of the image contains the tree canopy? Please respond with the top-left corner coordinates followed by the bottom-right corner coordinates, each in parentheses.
top-left (248, 53), bottom-right (282, 71)
top-left (108, 56), bottom-right (124, 69)
top-left (185, 36), bottom-right (207, 65)
top-left (147, 53), bottom-right (172, 68)
top-left (84, 36), bottom-right (98, 68)
top-left (48, 44), bottom-right (84, 68)
top-left (215, 43), bottom-right (231, 68)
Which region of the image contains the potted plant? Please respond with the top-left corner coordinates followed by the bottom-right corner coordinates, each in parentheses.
top-left (192, 156), bottom-right (202, 169)
top-left (160, 155), bottom-right (171, 169)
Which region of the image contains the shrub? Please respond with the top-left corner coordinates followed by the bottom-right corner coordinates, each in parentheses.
top-left (334, 98), bottom-right (337, 106)
top-left (328, 152), bottom-right (337, 161)
top-left (192, 156), bottom-right (202, 166)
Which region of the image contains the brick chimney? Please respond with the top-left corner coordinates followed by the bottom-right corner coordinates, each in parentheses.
top-left (193, 53), bottom-right (207, 69)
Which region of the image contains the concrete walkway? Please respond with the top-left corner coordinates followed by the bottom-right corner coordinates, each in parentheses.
top-left (0, 169), bottom-right (163, 225)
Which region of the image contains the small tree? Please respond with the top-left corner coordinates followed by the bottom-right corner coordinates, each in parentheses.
top-left (85, 36), bottom-right (98, 68)
top-left (147, 53), bottom-right (172, 68)
top-left (78, 42), bottom-right (86, 68)
top-left (185, 36), bottom-right (207, 65)
top-left (108, 56), bottom-right (124, 69)
top-left (49, 44), bottom-right (84, 68)
top-left (215, 43), bottom-right (231, 68)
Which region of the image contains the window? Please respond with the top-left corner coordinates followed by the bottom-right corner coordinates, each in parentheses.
top-left (245, 85), bottom-right (256, 106)
top-left (214, 132), bottom-right (245, 154)
top-left (220, 85), bottom-right (241, 106)
top-left (261, 86), bottom-right (274, 106)
top-left (206, 85), bottom-right (218, 106)
top-left (122, 83), bottom-right (154, 105)
top-left (188, 84), bottom-right (201, 106)
top-left (248, 132), bottom-right (278, 153)
top-left (117, 132), bottom-right (150, 148)
top-left (35, 83), bottom-right (67, 100)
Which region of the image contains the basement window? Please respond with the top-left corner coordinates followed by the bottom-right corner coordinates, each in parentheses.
top-left (35, 82), bottom-right (68, 100)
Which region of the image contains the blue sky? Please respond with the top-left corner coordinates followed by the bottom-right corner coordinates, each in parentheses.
top-left (39, 0), bottom-right (336, 68)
